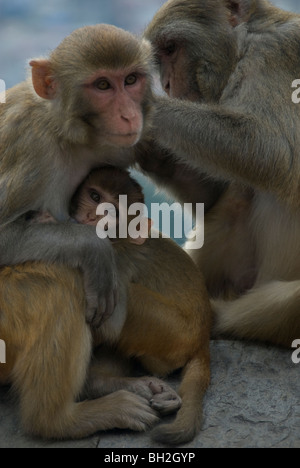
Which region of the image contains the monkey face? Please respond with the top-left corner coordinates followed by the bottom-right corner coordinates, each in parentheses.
top-left (81, 69), bottom-right (148, 148)
top-left (30, 25), bottom-right (154, 148)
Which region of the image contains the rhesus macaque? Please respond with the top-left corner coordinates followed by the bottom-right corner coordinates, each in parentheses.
top-left (0, 25), bottom-right (183, 441)
top-left (0, 24), bottom-right (155, 327)
top-left (67, 166), bottom-right (212, 446)
top-left (136, 0), bottom-right (300, 347)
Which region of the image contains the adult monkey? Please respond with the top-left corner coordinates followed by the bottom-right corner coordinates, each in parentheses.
top-left (0, 24), bottom-right (155, 326)
top-left (139, 0), bottom-right (300, 347)
top-left (0, 25), bottom-right (181, 439)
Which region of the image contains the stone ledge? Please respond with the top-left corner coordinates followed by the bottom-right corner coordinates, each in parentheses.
top-left (0, 340), bottom-right (299, 448)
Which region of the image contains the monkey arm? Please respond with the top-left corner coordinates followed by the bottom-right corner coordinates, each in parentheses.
top-left (0, 219), bottom-right (118, 327)
top-left (153, 97), bottom-right (298, 206)
top-left (135, 137), bottom-right (227, 212)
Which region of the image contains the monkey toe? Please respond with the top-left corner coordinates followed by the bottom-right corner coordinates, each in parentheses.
top-left (115, 392), bottom-right (160, 431)
top-left (150, 391), bottom-right (182, 416)
top-left (148, 380), bottom-right (182, 415)
top-left (149, 381), bottom-right (164, 395)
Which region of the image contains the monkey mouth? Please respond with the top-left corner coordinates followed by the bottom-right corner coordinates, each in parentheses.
top-left (110, 132), bottom-right (139, 138)
top-left (107, 132), bottom-right (141, 147)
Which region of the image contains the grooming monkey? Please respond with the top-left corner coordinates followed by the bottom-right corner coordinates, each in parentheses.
top-left (35, 166), bottom-right (212, 446)
top-left (0, 25), bottom-right (184, 440)
top-left (135, 0), bottom-right (300, 347)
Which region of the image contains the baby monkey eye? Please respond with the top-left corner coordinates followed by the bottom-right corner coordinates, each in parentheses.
top-left (125, 74), bottom-right (137, 86)
top-left (90, 190), bottom-right (101, 203)
top-left (95, 79), bottom-right (110, 91)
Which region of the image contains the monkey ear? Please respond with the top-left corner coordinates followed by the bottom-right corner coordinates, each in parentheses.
top-left (226, 0), bottom-right (254, 27)
top-left (30, 60), bottom-right (57, 100)
top-left (129, 218), bottom-right (153, 246)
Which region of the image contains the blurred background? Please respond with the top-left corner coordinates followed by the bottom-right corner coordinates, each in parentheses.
top-left (0, 0), bottom-right (299, 244)
top-left (1, 0), bottom-right (298, 89)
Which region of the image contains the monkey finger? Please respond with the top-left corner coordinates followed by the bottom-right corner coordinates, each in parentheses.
top-left (100, 289), bottom-right (116, 324)
top-left (85, 293), bottom-right (99, 326)
top-left (107, 288), bottom-right (117, 317)
top-left (90, 297), bottom-right (107, 328)
top-left (89, 288), bottom-right (116, 328)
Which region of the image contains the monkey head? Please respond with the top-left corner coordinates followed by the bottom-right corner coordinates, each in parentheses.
top-left (145, 0), bottom-right (255, 102)
top-left (71, 166), bottom-right (151, 245)
top-left (30, 25), bottom-right (154, 148)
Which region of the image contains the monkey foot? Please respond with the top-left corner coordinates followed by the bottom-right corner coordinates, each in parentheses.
top-left (149, 381), bottom-right (182, 416)
top-left (127, 377), bottom-right (182, 416)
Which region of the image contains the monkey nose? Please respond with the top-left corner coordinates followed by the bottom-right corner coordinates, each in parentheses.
top-left (87, 212), bottom-right (98, 222)
top-left (120, 109), bottom-right (137, 122)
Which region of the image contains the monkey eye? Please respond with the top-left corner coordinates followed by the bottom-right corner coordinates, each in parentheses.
top-left (125, 74), bottom-right (137, 86)
top-left (89, 190), bottom-right (101, 203)
top-left (165, 43), bottom-right (176, 56)
top-left (95, 79), bottom-right (111, 91)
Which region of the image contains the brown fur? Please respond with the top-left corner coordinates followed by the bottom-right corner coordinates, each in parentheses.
top-left (0, 263), bottom-right (160, 438)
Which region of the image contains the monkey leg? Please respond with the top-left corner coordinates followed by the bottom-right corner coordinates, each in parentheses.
top-left (152, 348), bottom-right (210, 446)
top-left (116, 283), bottom-right (211, 419)
top-left (118, 284), bottom-right (202, 375)
top-left (0, 263), bottom-right (158, 439)
top-left (118, 284), bottom-right (211, 445)
top-left (213, 280), bottom-right (300, 347)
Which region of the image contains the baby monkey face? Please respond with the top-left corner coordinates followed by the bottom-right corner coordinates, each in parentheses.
top-left (71, 168), bottom-right (149, 245)
top-left (73, 182), bottom-right (119, 228)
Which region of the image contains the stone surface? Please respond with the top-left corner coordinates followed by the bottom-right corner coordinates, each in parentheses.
top-left (0, 340), bottom-right (299, 448)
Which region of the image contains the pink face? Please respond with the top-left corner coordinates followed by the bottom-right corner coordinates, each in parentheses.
top-left (83, 68), bottom-right (148, 147)
top-left (30, 59), bottom-right (149, 148)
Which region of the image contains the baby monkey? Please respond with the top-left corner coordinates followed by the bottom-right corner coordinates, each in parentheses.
top-left (70, 167), bottom-right (213, 446)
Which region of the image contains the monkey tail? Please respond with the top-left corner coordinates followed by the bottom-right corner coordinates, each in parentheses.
top-left (212, 281), bottom-right (300, 347)
top-left (151, 349), bottom-right (210, 446)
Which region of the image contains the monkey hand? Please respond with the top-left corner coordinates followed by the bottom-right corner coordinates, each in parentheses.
top-left (0, 221), bottom-right (118, 329)
top-left (135, 136), bottom-right (178, 178)
top-left (81, 238), bottom-right (118, 328)
top-left (127, 377), bottom-right (182, 416)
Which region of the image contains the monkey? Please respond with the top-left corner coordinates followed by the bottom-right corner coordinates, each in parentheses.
top-left (133, 0), bottom-right (300, 347)
top-left (0, 25), bottom-right (186, 441)
top-left (65, 166), bottom-right (213, 446)
top-left (0, 24), bottom-right (155, 328)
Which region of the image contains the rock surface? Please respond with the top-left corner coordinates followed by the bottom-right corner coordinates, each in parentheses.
top-left (0, 340), bottom-right (299, 448)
